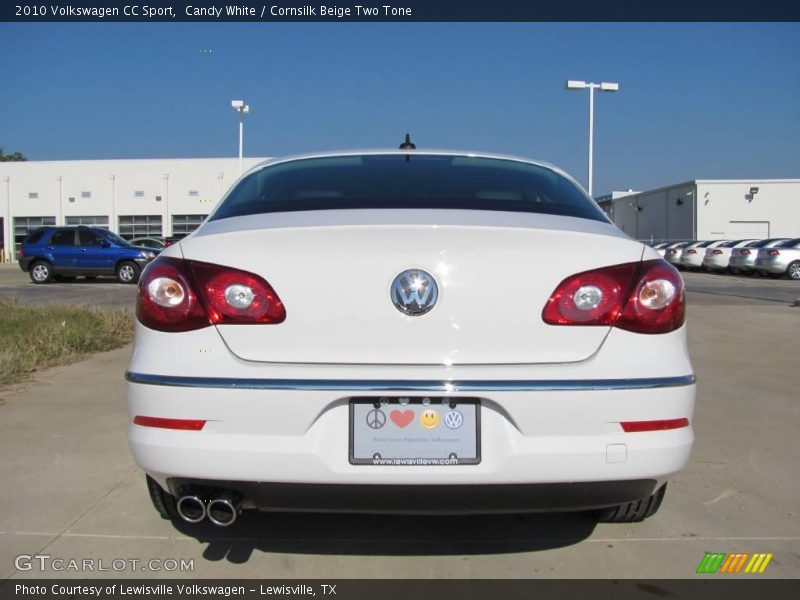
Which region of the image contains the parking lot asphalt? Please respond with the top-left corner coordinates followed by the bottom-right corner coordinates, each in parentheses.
top-left (0, 265), bottom-right (798, 579)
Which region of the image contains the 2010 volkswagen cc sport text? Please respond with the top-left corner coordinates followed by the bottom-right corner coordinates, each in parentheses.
top-left (126, 150), bottom-right (695, 526)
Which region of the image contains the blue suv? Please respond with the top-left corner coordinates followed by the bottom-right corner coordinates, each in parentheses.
top-left (19, 226), bottom-right (158, 284)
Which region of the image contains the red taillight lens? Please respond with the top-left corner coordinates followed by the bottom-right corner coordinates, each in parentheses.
top-left (687, 249), bottom-right (697, 254)
top-left (136, 257), bottom-right (286, 332)
top-left (133, 416), bottom-right (206, 430)
top-left (767, 250), bottom-right (780, 256)
top-left (741, 249), bottom-right (751, 255)
top-left (187, 260), bottom-right (286, 325)
top-left (620, 418), bottom-right (689, 433)
top-left (543, 260), bottom-right (685, 334)
top-left (712, 249), bottom-right (723, 255)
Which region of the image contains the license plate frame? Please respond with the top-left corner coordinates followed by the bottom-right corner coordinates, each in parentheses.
top-left (349, 397), bottom-right (481, 466)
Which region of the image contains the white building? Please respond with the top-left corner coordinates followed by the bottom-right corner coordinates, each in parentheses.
top-left (0, 158), bottom-right (268, 262)
top-left (598, 179), bottom-right (800, 243)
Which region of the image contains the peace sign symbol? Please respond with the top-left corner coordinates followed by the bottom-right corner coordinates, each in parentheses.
top-left (366, 409), bottom-right (386, 430)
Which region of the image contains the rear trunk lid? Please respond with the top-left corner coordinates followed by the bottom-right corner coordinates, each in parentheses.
top-left (181, 210), bottom-right (643, 365)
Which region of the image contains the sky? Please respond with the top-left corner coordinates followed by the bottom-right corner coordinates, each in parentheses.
top-left (0, 22), bottom-right (798, 195)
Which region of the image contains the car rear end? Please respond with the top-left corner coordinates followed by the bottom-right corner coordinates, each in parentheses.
top-left (665, 243), bottom-right (688, 268)
top-left (127, 151), bottom-right (695, 523)
top-left (731, 239), bottom-right (790, 273)
top-left (754, 239), bottom-right (800, 279)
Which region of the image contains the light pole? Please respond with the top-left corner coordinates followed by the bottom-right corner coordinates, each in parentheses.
top-left (231, 100), bottom-right (250, 175)
top-left (565, 80), bottom-right (619, 197)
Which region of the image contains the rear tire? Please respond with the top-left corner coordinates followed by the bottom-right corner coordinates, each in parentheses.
top-left (29, 261), bottom-right (53, 284)
top-left (787, 261), bottom-right (800, 281)
top-left (146, 475), bottom-right (179, 520)
top-left (116, 261), bottom-right (140, 284)
top-left (595, 483), bottom-right (667, 523)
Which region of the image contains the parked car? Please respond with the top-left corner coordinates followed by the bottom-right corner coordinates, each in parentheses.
top-left (701, 239), bottom-right (758, 272)
top-left (127, 149), bottom-right (695, 526)
top-left (129, 236), bottom-right (167, 251)
top-left (754, 238), bottom-right (800, 280)
top-left (19, 226), bottom-right (158, 284)
top-left (729, 238), bottom-right (790, 275)
top-left (664, 241), bottom-right (692, 268)
top-left (650, 242), bottom-right (671, 257)
top-left (679, 240), bottom-right (729, 270)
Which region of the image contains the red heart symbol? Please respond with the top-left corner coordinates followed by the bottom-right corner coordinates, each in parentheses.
top-left (390, 410), bottom-right (414, 428)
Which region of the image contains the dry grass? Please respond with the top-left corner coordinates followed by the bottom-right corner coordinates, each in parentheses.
top-left (0, 299), bottom-right (134, 385)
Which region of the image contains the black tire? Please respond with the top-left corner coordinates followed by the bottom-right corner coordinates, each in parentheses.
top-left (787, 261), bottom-right (800, 281)
top-left (146, 475), bottom-right (179, 520)
top-left (29, 261), bottom-right (53, 284)
top-left (595, 483), bottom-right (667, 523)
top-left (729, 267), bottom-right (740, 275)
top-left (116, 261), bottom-right (141, 284)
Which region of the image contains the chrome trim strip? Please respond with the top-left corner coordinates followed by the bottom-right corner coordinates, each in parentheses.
top-left (126, 372), bottom-right (695, 392)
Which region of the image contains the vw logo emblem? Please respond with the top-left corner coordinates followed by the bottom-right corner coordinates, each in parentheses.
top-left (445, 410), bottom-right (463, 430)
top-left (390, 269), bottom-right (439, 316)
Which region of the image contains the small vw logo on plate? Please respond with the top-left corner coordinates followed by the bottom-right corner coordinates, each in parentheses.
top-left (390, 269), bottom-right (439, 316)
top-left (445, 411), bottom-right (463, 430)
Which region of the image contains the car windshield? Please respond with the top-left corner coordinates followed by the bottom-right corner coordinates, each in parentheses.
top-left (210, 154), bottom-right (608, 223)
top-left (105, 232), bottom-right (131, 246)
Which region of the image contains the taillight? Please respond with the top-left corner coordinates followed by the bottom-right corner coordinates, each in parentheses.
top-left (543, 259), bottom-right (685, 334)
top-left (712, 249), bottom-right (723, 255)
top-left (19, 247), bottom-right (24, 257)
top-left (767, 250), bottom-right (780, 256)
top-left (741, 249), bottom-right (751, 255)
top-left (136, 256), bottom-right (286, 332)
top-left (687, 249), bottom-right (697, 254)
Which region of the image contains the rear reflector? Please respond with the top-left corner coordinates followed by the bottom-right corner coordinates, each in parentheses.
top-left (133, 416), bottom-right (206, 430)
top-left (620, 418), bottom-right (689, 433)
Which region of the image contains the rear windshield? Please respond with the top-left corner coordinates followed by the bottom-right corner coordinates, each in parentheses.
top-left (747, 238), bottom-right (786, 248)
top-left (210, 154), bottom-right (608, 223)
top-left (776, 238), bottom-right (800, 248)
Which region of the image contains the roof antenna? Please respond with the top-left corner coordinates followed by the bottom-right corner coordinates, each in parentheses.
top-left (399, 133), bottom-right (416, 150)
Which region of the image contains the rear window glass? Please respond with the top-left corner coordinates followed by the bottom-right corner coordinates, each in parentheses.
top-left (24, 229), bottom-right (46, 244)
top-left (211, 155), bottom-right (608, 223)
top-left (776, 238), bottom-right (800, 248)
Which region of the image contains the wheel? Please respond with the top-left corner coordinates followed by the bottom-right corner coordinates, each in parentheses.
top-left (729, 267), bottom-right (740, 275)
top-left (595, 483), bottom-right (667, 523)
top-left (29, 261), bottom-right (53, 284)
top-left (788, 261), bottom-right (800, 281)
top-left (116, 261), bottom-right (140, 284)
top-left (146, 475), bottom-right (179, 520)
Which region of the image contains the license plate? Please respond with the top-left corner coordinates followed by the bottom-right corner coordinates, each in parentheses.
top-left (349, 397), bottom-right (480, 465)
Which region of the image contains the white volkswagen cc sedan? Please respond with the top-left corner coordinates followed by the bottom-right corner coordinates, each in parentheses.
top-left (127, 150), bottom-right (695, 526)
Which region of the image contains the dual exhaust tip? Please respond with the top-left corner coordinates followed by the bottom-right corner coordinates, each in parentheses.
top-left (176, 490), bottom-right (243, 527)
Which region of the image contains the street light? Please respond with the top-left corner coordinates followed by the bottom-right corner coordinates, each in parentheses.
top-left (565, 79), bottom-right (619, 197)
top-left (231, 99), bottom-right (250, 175)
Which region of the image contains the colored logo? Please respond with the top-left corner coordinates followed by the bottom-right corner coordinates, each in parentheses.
top-left (419, 409), bottom-right (440, 429)
top-left (390, 409), bottom-right (414, 428)
top-left (365, 409), bottom-right (386, 430)
top-left (696, 552), bottom-right (773, 574)
top-left (444, 410), bottom-right (463, 429)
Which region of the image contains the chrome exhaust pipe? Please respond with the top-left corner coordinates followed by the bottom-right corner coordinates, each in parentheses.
top-left (176, 495), bottom-right (206, 523)
top-left (207, 491), bottom-right (243, 527)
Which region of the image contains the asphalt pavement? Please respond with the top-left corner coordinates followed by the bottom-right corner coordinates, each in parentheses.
top-left (0, 264), bottom-right (798, 579)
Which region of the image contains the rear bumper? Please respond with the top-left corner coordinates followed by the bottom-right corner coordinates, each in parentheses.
top-left (18, 257), bottom-right (32, 272)
top-left (702, 256), bottom-right (729, 270)
top-left (128, 376), bottom-right (695, 493)
top-left (729, 257), bottom-right (755, 270)
top-left (165, 478), bottom-right (660, 514)
top-left (754, 257), bottom-right (787, 274)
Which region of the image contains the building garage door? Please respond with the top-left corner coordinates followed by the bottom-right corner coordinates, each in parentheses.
top-left (728, 221), bottom-right (770, 239)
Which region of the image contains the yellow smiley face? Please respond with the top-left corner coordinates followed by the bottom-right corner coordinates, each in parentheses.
top-left (419, 409), bottom-right (440, 429)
